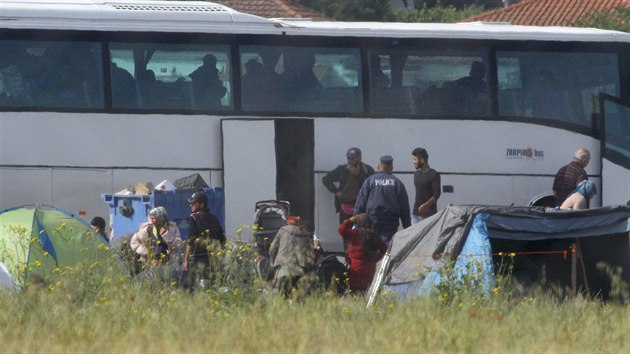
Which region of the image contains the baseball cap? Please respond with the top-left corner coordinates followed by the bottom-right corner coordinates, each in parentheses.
top-left (380, 155), bottom-right (393, 165)
top-left (187, 191), bottom-right (208, 204)
top-left (346, 147), bottom-right (361, 158)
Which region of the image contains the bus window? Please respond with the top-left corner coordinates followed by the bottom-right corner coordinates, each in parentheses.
top-left (603, 98), bottom-right (630, 162)
top-left (497, 51), bottom-right (619, 128)
top-left (109, 43), bottom-right (232, 111)
top-left (369, 50), bottom-right (489, 117)
top-left (240, 45), bottom-right (362, 113)
top-left (0, 40), bottom-right (103, 109)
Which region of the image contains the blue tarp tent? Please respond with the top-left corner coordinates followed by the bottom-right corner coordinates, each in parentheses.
top-left (368, 205), bottom-right (630, 305)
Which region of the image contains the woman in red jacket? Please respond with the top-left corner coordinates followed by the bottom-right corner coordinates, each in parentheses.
top-left (338, 213), bottom-right (387, 293)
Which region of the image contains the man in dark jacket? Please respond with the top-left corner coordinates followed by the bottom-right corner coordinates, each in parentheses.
top-left (354, 155), bottom-right (411, 244)
top-left (322, 147), bottom-right (374, 224)
top-left (183, 191), bottom-right (226, 288)
top-left (552, 147), bottom-right (590, 206)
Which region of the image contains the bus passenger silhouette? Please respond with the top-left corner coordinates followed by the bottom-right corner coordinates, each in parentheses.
top-left (280, 51), bottom-right (322, 108)
top-left (370, 55), bottom-right (390, 91)
top-left (241, 59), bottom-right (267, 110)
top-left (450, 61), bottom-right (489, 115)
top-left (190, 54), bottom-right (227, 110)
top-left (530, 68), bottom-right (569, 122)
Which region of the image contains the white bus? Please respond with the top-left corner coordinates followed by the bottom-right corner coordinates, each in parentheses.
top-left (1, 0), bottom-right (629, 251)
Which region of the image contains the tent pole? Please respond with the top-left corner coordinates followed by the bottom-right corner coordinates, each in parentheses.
top-left (367, 254), bottom-right (391, 307)
top-left (571, 243), bottom-right (577, 295)
top-left (576, 239), bottom-right (590, 295)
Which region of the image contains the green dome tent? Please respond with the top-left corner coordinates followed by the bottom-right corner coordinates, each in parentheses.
top-left (0, 205), bottom-right (110, 290)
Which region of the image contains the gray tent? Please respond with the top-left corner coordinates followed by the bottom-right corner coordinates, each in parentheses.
top-left (0, 262), bottom-right (14, 291)
top-left (367, 205), bottom-right (630, 305)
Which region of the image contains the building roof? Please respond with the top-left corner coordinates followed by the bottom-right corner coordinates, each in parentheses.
top-left (214, 0), bottom-right (329, 20)
top-left (462, 0), bottom-right (630, 27)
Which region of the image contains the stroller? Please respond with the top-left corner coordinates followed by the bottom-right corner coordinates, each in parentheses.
top-left (253, 200), bottom-right (290, 280)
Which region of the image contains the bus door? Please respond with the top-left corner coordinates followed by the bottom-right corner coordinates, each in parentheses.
top-left (221, 119), bottom-right (314, 237)
top-left (600, 94), bottom-right (630, 206)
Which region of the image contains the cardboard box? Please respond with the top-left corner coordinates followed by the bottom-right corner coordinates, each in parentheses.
top-left (134, 182), bottom-right (154, 195)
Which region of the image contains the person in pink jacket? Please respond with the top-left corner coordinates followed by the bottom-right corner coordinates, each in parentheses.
top-left (131, 206), bottom-right (182, 269)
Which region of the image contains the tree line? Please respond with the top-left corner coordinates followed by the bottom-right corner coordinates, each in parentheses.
top-left (293, 0), bottom-right (502, 22)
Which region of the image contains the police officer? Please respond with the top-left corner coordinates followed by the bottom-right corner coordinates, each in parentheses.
top-left (354, 155), bottom-right (411, 244)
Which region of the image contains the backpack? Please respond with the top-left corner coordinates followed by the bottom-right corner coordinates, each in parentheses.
top-left (315, 253), bottom-right (347, 295)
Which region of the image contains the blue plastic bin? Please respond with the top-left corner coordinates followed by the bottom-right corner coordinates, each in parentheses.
top-left (101, 188), bottom-right (224, 240)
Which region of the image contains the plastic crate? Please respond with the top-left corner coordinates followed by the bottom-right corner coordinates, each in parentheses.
top-left (173, 173), bottom-right (209, 190)
top-left (102, 188), bottom-right (224, 240)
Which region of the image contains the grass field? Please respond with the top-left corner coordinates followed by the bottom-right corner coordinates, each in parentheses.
top-left (2, 251), bottom-right (630, 354)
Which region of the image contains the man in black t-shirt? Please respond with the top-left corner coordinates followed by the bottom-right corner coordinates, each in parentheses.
top-left (411, 148), bottom-right (441, 224)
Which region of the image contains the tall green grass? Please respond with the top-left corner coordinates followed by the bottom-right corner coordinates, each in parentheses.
top-left (2, 249), bottom-right (630, 353)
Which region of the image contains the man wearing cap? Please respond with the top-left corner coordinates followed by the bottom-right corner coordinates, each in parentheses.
top-left (411, 147), bottom-right (441, 224)
top-left (354, 155), bottom-right (411, 244)
top-left (322, 147), bottom-right (375, 224)
top-left (183, 191), bottom-right (226, 288)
